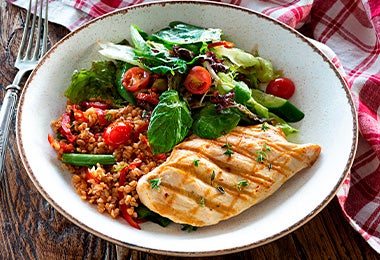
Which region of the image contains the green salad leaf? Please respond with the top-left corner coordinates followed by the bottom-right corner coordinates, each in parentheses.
top-left (99, 24), bottom-right (189, 74)
top-left (192, 104), bottom-right (241, 139)
top-left (152, 21), bottom-right (222, 46)
top-left (147, 90), bottom-right (193, 155)
top-left (212, 46), bottom-right (278, 82)
top-left (136, 205), bottom-right (171, 227)
top-left (64, 61), bottom-right (122, 105)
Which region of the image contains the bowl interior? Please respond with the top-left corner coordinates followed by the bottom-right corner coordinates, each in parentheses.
top-left (16, 1), bottom-right (357, 256)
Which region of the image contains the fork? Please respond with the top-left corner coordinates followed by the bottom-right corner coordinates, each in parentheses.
top-left (0, 0), bottom-right (49, 179)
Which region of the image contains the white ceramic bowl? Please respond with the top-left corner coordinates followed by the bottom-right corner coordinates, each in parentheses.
top-left (16, 0), bottom-right (358, 256)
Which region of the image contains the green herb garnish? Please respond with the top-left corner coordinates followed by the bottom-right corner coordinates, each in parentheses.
top-left (211, 170), bottom-right (216, 183)
top-left (237, 180), bottom-right (249, 190)
top-left (222, 143), bottom-right (234, 157)
top-left (113, 163), bottom-right (129, 172)
top-left (261, 122), bottom-right (269, 131)
top-left (256, 144), bottom-right (271, 163)
top-left (105, 113), bottom-right (112, 122)
top-left (193, 159), bottom-right (200, 167)
top-left (149, 178), bottom-right (161, 190)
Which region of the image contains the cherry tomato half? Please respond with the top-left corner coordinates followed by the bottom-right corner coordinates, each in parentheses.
top-left (103, 121), bottom-right (133, 148)
top-left (184, 66), bottom-right (212, 95)
top-left (122, 67), bottom-right (150, 92)
top-left (266, 77), bottom-right (295, 99)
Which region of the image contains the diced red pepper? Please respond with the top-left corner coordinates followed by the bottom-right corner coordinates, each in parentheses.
top-left (81, 101), bottom-right (111, 110)
top-left (48, 134), bottom-right (75, 153)
top-left (85, 168), bottom-right (101, 183)
top-left (118, 160), bottom-right (143, 229)
top-left (94, 133), bottom-right (102, 141)
top-left (208, 41), bottom-right (235, 49)
top-left (155, 153), bottom-right (166, 160)
top-left (72, 105), bottom-right (88, 123)
top-left (60, 112), bottom-right (76, 143)
top-left (139, 135), bottom-right (152, 154)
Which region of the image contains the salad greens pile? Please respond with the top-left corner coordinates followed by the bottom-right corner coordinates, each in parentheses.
top-left (64, 22), bottom-right (304, 155)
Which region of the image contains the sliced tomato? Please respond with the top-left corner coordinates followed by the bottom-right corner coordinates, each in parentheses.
top-left (122, 67), bottom-right (150, 92)
top-left (266, 77), bottom-right (295, 99)
top-left (103, 121), bottom-right (133, 148)
top-left (208, 41), bottom-right (235, 49)
top-left (184, 66), bottom-right (212, 95)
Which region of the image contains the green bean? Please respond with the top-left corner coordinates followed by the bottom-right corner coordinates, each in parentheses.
top-left (62, 154), bottom-right (116, 166)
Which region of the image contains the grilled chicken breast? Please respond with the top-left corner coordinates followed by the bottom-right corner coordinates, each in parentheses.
top-left (137, 124), bottom-right (321, 227)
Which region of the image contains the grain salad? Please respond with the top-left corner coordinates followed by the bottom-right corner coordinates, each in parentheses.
top-left (49, 101), bottom-right (167, 228)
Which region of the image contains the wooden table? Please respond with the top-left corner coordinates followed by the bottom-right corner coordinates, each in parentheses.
top-left (0, 2), bottom-right (378, 259)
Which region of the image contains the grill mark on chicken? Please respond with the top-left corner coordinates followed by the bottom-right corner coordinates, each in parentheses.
top-left (171, 146), bottom-right (275, 189)
top-left (155, 173), bottom-right (249, 218)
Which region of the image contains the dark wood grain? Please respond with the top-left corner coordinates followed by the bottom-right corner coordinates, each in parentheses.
top-left (0, 1), bottom-right (378, 259)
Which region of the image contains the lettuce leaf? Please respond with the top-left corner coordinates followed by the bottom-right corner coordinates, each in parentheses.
top-left (64, 61), bottom-right (122, 105)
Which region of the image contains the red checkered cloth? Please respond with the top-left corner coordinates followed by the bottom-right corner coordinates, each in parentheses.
top-left (9, 0), bottom-right (380, 253)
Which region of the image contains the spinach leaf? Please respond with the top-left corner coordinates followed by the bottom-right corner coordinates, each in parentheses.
top-left (192, 104), bottom-right (240, 139)
top-left (64, 61), bottom-right (122, 105)
top-left (152, 21), bottom-right (222, 46)
top-left (136, 205), bottom-right (171, 227)
top-left (147, 90), bottom-right (193, 155)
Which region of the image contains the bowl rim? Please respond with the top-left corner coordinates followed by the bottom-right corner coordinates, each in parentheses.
top-left (16, 0), bottom-right (359, 256)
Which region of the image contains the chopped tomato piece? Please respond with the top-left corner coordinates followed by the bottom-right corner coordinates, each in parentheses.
top-left (184, 66), bottom-right (212, 95)
top-left (122, 67), bottom-right (150, 92)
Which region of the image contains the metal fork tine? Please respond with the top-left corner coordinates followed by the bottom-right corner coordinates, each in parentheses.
top-left (25, 0), bottom-right (38, 60)
top-left (32, 0), bottom-right (44, 60)
top-left (17, 0), bottom-right (33, 61)
top-left (42, 0), bottom-right (49, 55)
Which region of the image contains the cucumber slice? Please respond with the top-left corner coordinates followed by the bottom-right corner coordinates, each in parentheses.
top-left (251, 89), bottom-right (304, 122)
